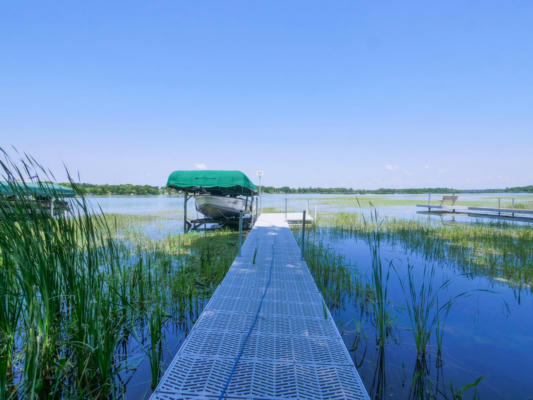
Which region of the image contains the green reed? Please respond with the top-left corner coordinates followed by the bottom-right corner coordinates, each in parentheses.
top-left (397, 264), bottom-right (467, 360)
top-left (293, 225), bottom-right (355, 312)
top-left (0, 150), bottom-right (239, 398)
top-left (148, 304), bottom-right (164, 390)
top-left (363, 210), bottom-right (393, 347)
top-left (322, 212), bottom-right (533, 288)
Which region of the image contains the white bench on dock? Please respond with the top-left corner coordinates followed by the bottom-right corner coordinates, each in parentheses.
top-left (150, 213), bottom-right (369, 400)
top-left (439, 195), bottom-right (458, 207)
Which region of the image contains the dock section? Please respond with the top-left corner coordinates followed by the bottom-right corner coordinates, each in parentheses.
top-left (151, 213), bottom-right (369, 399)
top-left (416, 204), bottom-right (533, 221)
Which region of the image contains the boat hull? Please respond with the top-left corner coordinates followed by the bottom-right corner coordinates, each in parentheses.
top-left (195, 195), bottom-right (251, 220)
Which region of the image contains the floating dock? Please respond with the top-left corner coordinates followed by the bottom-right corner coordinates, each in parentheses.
top-left (416, 204), bottom-right (533, 221)
top-left (151, 213), bottom-right (369, 399)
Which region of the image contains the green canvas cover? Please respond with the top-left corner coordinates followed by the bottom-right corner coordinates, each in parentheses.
top-left (0, 182), bottom-right (76, 198)
top-left (166, 170), bottom-right (258, 195)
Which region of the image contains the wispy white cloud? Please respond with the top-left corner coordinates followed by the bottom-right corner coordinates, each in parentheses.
top-left (384, 164), bottom-right (399, 171)
top-left (194, 163), bottom-right (207, 170)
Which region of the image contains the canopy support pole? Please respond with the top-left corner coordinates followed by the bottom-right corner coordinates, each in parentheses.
top-left (184, 192), bottom-right (188, 233)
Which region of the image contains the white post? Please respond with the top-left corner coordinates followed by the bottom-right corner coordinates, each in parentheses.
top-left (183, 193), bottom-right (188, 233)
top-left (301, 210), bottom-right (306, 259)
top-left (314, 205), bottom-right (317, 223)
top-left (238, 211), bottom-right (243, 256)
top-left (256, 170), bottom-right (263, 215)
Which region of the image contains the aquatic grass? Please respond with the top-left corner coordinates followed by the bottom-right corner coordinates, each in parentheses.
top-left (0, 149), bottom-right (241, 398)
top-left (148, 304), bottom-right (164, 390)
top-left (311, 196), bottom-right (489, 208)
top-left (0, 255), bottom-right (20, 400)
top-left (360, 208), bottom-right (393, 347)
top-left (396, 264), bottom-right (467, 360)
top-left (446, 376), bottom-right (484, 400)
top-left (321, 213), bottom-right (533, 288)
top-left (293, 207), bottom-right (513, 398)
top-left (293, 227), bottom-right (355, 311)
top-left (512, 201), bottom-right (533, 209)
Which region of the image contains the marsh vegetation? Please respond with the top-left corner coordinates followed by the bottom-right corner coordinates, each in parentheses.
top-left (0, 154), bottom-right (241, 399)
top-left (293, 211), bottom-right (533, 399)
top-left (1, 150), bottom-right (531, 399)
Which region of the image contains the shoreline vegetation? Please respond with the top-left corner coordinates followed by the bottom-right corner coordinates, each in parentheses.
top-left (58, 182), bottom-right (533, 196)
top-left (1, 148), bottom-right (531, 398)
top-left (0, 153), bottom-right (242, 398)
top-left (292, 217), bottom-right (488, 399)
top-left (291, 211), bottom-right (532, 398)
top-left (321, 212), bottom-right (533, 288)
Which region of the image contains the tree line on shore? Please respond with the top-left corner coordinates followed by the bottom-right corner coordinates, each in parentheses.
top-left (59, 183), bottom-right (533, 196)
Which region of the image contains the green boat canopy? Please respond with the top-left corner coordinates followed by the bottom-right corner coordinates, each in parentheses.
top-left (0, 182), bottom-right (76, 198)
top-left (166, 170), bottom-right (258, 196)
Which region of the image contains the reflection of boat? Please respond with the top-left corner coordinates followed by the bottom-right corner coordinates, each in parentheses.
top-left (195, 194), bottom-right (251, 219)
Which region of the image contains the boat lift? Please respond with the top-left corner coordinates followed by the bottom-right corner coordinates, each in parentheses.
top-left (166, 170), bottom-right (259, 233)
top-left (182, 193), bottom-right (255, 231)
top-left (0, 181), bottom-right (75, 218)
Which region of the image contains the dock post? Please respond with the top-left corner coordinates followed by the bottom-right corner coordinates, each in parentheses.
top-left (428, 193), bottom-right (431, 211)
top-left (307, 199), bottom-right (310, 214)
top-left (285, 198), bottom-right (288, 220)
top-left (301, 210), bottom-right (306, 259)
top-left (498, 198), bottom-right (501, 216)
top-left (183, 193), bottom-right (188, 233)
top-left (238, 211), bottom-right (243, 256)
top-left (512, 198), bottom-right (515, 217)
top-left (314, 205), bottom-right (317, 223)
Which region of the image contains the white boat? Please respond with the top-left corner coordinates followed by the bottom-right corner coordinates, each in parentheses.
top-left (195, 194), bottom-right (252, 220)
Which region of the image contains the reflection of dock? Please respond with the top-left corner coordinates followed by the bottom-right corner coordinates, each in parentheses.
top-left (151, 213), bottom-right (368, 400)
top-left (416, 204), bottom-right (533, 221)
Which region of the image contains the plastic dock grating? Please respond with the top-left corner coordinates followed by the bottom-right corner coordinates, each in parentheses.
top-left (151, 213), bottom-right (369, 400)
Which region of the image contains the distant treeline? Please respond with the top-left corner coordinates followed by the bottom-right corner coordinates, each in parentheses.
top-left (59, 183), bottom-right (533, 196)
top-left (482, 185), bottom-right (533, 193)
top-left (60, 183), bottom-right (163, 196)
top-left (261, 185), bottom-right (533, 194)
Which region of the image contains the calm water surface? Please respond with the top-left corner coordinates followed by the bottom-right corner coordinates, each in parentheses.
top-left (88, 194), bottom-right (532, 399)
top-left (87, 193), bottom-right (533, 236)
top-left (319, 229), bottom-right (533, 399)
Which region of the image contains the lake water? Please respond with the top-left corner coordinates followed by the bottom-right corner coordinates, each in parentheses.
top-left (87, 194), bottom-right (532, 399)
top-left (314, 228), bottom-right (533, 399)
top-left (86, 193), bottom-right (533, 238)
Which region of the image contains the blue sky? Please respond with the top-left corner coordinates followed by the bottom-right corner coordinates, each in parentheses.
top-left (1, 1), bottom-right (532, 189)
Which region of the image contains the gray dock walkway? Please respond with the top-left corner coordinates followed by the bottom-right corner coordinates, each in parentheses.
top-left (151, 213), bottom-right (369, 399)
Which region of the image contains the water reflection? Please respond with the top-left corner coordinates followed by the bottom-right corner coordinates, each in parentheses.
top-left (313, 225), bottom-right (533, 399)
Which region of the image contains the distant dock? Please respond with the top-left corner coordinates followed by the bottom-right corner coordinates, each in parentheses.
top-left (416, 204), bottom-right (533, 221)
top-left (150, 213), bottom-right (369, 399)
